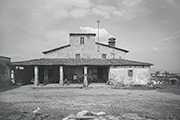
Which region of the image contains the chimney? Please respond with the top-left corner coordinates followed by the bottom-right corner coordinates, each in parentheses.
top-left (108, 37), bottom-right (116, 47)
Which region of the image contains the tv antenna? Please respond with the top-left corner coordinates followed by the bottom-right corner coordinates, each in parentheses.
top-left (97, 20), bottom-right (100, 52)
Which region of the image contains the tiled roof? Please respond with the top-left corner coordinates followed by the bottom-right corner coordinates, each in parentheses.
top-left (70, 33), bottom-right (96, 36)
top-left (42, 42), bottom-right (129, 54)
top-left (42, 44), bottom-right (70, 54)
top-left (0, 56), bottom-right (11, 59)
top-left (109, 59), bottom-right (153, 66)
top-left (11, 58), bottom-right (153, 66)
top-left (96, 42), bottom-right (129, 53)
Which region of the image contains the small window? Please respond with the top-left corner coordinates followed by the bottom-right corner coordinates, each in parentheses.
top-left (102, 54), bottom-right (106, 58)
top-left (76, 54), bottom-right (80, 59)
top-left (80, 37), bottom-right (84, 44)
top-left (128, 70), bottom-right (133, 77)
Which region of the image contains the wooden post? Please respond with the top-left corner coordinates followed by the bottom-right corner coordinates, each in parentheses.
top-left (34, 66), bottom-right (39, 86)
top-left (84, 66), bottom-right (88, 87)
top-left (59, 66), bottom-right (63, 86)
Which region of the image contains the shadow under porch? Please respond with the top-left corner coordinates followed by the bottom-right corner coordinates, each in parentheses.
top-left (63, 66), bottom-right (109, 84)
top-left (12, 65), bottom-right (110, 85)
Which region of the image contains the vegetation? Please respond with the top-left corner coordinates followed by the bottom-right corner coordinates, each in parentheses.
top-left (0, 85), bottom-right (180, 120)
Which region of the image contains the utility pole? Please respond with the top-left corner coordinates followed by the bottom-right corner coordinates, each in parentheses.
top-left (97, 20), bottom-right (100, 52)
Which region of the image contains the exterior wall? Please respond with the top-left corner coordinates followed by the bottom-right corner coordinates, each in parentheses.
top-left (0, 56), bottom-right (11, 87)
top-left (69, 35), bottom-right (97, 58)
top-left (134, 68), bottom-right (150, 84)
top-left (44, 35), bottom-right (126, 59)
top-left (109, 66), bottom-right (150, 85)
top-left (44, 47), bottom-right (71, 58)
top-left (96, 44), bottom-right (126, 59)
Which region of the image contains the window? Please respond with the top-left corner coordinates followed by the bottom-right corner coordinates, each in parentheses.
top-left (128, 70), bottom-right (133, 77)
top-left (80, 37), bottom-right (84, 44)
top-left (76, 54), bottom-right (80, 59)
top-left (102, 54), bottom-right (106, 58)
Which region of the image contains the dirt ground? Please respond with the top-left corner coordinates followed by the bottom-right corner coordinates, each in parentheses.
top-left (0, 84), bottom-right (180, 120)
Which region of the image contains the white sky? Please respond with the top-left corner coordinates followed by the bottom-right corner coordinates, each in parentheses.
top-left (0, 0), bottom-right (180, 72)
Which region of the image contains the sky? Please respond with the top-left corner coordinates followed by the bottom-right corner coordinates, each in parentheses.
top-left (0, 0), bottom-right (180, 73)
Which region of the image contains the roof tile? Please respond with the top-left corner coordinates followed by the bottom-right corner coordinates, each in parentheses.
top-left (11, 58), bottom-right (153, 66)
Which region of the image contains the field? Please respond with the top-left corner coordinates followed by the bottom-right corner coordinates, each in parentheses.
top-left (0, 84), bottom-right (180, 120)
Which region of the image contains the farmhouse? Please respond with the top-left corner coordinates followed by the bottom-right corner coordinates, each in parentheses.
top-left (12, 33), bottom-right (153, 86)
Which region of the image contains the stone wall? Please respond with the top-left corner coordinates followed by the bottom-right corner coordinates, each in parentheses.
top-left (44, 47), bottom-right (71, 58)
top-left (44, 35), bottom-right (126, 59)
top-left (0, 56), bottom-right (11, 87)
top-left (109, 66), bottom-right (150, 85)
top-left (97, 44), bottom-right (126, 59)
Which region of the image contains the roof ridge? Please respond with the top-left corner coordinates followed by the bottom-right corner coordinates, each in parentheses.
top-left (95, 42), bottom-right (129, 53)
top-left (42, 44), bottom-right (70, 54)
top-left (70, 33), bottom-right (96, 36)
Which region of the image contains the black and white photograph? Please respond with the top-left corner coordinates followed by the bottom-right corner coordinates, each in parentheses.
top-left (0, 0), bottom-right (180, 120)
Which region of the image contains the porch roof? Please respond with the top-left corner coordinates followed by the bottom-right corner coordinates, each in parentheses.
top-left (11, 58), bottom-right (153, 66)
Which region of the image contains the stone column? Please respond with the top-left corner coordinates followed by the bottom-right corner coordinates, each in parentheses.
top-left (59, 66), bottom-right (63, 86)
top-left (84, 66), bottom-right (88, 87)
top-left (11, 70), bottom-right (15, 83)
top-left (34, 66), bottom-right (39, 86)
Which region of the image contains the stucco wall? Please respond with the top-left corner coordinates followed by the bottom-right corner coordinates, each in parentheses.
top-left (109, 66), bottom-right (150, 85)
top-left (44, 47), bottom-right (71, 58)
top-left (44, 35), bottom-right (126, 59)
top-left (97, 44), bottom-right (126, 59)
top-left (69, 35), bottom-right (97, 58)
top-left (0, 56), bottom-right (11, 87)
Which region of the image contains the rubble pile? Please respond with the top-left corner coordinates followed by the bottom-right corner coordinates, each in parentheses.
top-left (62, 110), bottom-right (154, 120)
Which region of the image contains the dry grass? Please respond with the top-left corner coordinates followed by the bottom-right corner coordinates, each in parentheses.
top-left (0, 85), bottom-right (180, 120)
